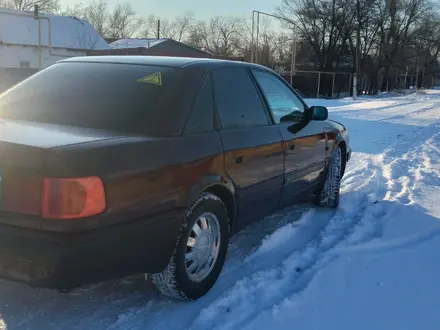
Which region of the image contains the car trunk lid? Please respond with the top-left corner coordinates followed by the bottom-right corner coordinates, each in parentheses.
top-left (0, 120), bottom-right (121, 226)
top-left (0, 119), bottom-right (120, 149)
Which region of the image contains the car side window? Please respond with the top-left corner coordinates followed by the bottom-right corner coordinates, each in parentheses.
top-left (252, 70), bottom-right (306, 124)
top-left (184, 75), bottom-right (215, 134)
top-left (212, 67), bottom-right (270, 130)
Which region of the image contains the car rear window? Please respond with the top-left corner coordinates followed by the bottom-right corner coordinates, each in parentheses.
top-left (0, 62), bottom-right (180, 135)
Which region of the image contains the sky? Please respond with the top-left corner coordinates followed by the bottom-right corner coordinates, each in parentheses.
top-left (63, 0), bottom-right (279, 20)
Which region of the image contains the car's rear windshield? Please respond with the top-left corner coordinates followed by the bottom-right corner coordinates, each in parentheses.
top-left (0, 62), bottom-right (180, 135)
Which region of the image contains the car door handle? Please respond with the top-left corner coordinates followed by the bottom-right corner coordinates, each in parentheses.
top-left (233, 154), bottom-right (244, 164)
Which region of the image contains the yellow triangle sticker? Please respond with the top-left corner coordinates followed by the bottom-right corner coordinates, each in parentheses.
top-left (137, 72), bottom-right (163, 86)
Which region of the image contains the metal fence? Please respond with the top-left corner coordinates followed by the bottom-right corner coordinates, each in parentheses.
top-left (279, 70), bottom-right (353, 99)
top-left (395, 73), bottom-right (439, 89)
top-left (277, 69), bottom-right (440, 97)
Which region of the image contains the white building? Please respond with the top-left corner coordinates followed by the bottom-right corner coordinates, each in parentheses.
top-left (0, 8), bottom-right (110, 70)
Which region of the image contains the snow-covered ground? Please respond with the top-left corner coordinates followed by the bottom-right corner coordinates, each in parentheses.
top-left (1, 91), bottom-right (440, 330)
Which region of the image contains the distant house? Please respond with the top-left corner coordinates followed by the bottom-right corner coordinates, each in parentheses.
top-left (0, 8), bottom-right (109, 69)
top-left (0, 8), bottom-right (109, 92)
top-left (88, 38), bottom-right (212, 58)
top-left (104, 37), bottom-right (119, 44)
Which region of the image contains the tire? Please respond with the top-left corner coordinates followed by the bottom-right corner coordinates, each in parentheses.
top-left (316, 145), bottom-right (342, 208)
top-left (152, 192), bottom-right (229, 300)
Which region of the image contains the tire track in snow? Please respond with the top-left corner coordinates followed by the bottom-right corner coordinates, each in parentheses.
top-left (381, 129), bottom-right (440, 203)
top-left (187, 191), bottom-right (386, 330)
top-left (413, 133), bottom-right (440, 186)
top-left (240, 126), bottom-right (440, 330)
top-left (343, 121), bottom-right (440, 248)
top-left (335, 226), bottom-right (440, 255)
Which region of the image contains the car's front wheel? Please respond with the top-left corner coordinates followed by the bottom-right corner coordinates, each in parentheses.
top-left (316, 145), bottom-right (342, 208)
top-left (152, 193), bottom-right (229, 300)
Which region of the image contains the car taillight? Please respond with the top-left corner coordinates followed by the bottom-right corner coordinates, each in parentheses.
top-left (41, 177), bottom-right (106, 219)
top-left (2, 175), bottom-right (106, 219)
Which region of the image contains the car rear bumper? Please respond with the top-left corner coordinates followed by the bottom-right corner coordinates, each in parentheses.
top-left (0, 213), bottom-right (182, 290)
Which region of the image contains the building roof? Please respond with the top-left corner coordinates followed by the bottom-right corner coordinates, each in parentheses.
top-left (0, 8), bottom-right (109, 50)
top-left (109, 38), bottom-right (168, 49)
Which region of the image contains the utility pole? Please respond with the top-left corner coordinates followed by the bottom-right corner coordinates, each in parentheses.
top-left (290, 33), bottom-right (297, 86)
top-left (157, 19), bottom-right (160, 39)
top-left (34, 5), bottom-right (42, 71)
top-left (251, 11), bottom-right (255, 63)
top-left (255, 12), bottom-right (260, 64)
top-left (353, 0), bottom-right (360, 99)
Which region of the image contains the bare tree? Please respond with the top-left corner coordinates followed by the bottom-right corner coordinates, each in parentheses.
top-left (142, 12), bottom-right (195, 41)
top-left (106, 1), bottom-right (143, 39)
top-left (412, 11), bottom-right (440, 68)
top-left (57, 3), bottom-right (85, 17)
top-left (271, 32), bottom-right (294, 64)
top-left (142, 14), bottom-right (162, 38)
top-left (82, 0), bottom-right (109, 36)
top-left (247, 16), bottom-right (283, 65)
top-left (278, 0), bottom-right (440, 93)
top-left (187, 16), bottom-right (246, 57)
top-left (0, 0), bottom-right (59, 13)
top-left (279, 0), bottom-right (355, 70)
top-left (164, 12), bottom-right (195, 41)
top-left (369, 0), bottom-right (434, 90)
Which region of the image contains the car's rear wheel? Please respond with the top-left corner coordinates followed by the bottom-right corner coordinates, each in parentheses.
top-left (152, 193), bottom-right (229, 300)
top-left (316, 145), bottom-right (342, 208)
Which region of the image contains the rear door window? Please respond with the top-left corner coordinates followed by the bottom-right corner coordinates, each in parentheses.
top-left (0, 62), bottom-right (180, 135)
top-left (212, 67), bottom-right (270, 130)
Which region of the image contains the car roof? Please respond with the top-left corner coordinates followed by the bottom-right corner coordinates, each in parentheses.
top-left (59, 55), bottom-right (272, 71)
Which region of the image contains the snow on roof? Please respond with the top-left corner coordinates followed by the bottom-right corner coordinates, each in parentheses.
top-left (0, 8), bottom-right (109, 50)
top-left (110, 38), bottom-right (168, 49)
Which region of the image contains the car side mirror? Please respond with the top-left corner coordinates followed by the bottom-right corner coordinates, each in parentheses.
top-left (310, 106), bottom-right (328, 121)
